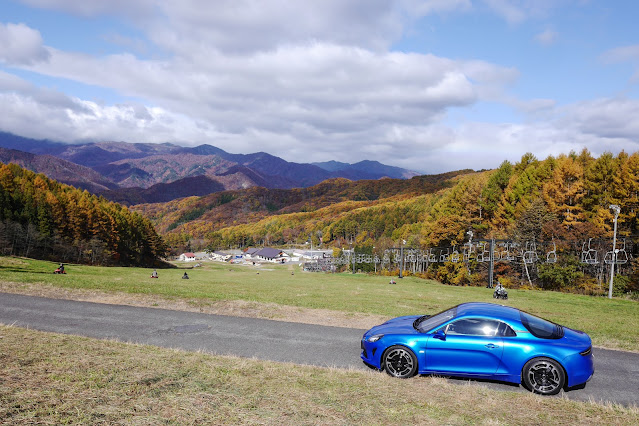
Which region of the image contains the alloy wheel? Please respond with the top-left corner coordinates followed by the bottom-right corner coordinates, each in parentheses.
top-left (384, 347), bottom-right (415, 378)
top-left (526, 360), bottom-right (562, 394)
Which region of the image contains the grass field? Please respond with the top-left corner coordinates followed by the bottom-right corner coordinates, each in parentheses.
top-left (1, 325), bottom-right (637, 425)
top-left (0, 256), bottom-right (638, 351)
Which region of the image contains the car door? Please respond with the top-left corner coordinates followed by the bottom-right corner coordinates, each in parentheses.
top-left (425, 318), bottom-right (504, 375)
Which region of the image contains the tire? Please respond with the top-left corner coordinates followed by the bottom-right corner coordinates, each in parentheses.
top-left (522, 357), bottom-right (565, 395)
top-left (383, 345), bottom-right (418, 379)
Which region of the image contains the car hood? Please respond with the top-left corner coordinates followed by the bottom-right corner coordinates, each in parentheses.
top-left (366, 315), bottom-right (422, 336)
top-left (562, 326), bottom-right (592, 348)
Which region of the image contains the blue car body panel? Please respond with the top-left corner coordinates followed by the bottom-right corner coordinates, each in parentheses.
top-left (361, 302), bottom-right (594, 388)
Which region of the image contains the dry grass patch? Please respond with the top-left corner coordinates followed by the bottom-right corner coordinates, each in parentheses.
top-left (1, 325), bottom-right (637, 425)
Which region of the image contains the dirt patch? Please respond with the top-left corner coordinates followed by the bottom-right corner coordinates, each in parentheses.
top-left (0, 281), bottom-right (388, 329)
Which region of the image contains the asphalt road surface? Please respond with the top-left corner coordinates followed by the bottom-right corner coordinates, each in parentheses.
top-left (1, 292), bottom-right (637, 406)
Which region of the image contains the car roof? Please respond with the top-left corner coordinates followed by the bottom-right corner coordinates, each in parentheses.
top-left (455, 302), bottom-right (521, 322)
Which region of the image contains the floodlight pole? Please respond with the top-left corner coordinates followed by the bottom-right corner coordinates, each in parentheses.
top-left (351, 244), bottom-right (356, 274)
top-left (608, 204), bottom-right (620, 299)
top-left (398, 239), bottom-right (406, 278)
top-left (373, 246), bottom-right (376, 273)
top-left (488, 238), bottom-right (495, 287)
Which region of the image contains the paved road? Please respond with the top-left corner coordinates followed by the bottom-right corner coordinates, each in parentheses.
top-left (1, 293), bottom-right (637, 406)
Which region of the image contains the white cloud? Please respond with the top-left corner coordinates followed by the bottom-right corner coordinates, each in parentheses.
top-left (2, 0), bottom-right (638, 175)
top-left (483, 0), bottom-right (526, 24)
top-left (101, 32), bottom-right (150, 55)
top-left (601, 44), bottom-right (639, 64)
top-left (562, 97), bottom-right (639, 140)
top-left (535, 29), bottom-right (558, 46)
top-left (602, 44), bottom-right (639, 63)
top-left (17, 0), bottom-right (156, 18)
top-left (0, 22), bottom-right (50, 65)
top-left (0, 70), bottom-right (84, 111)
top-left (0, 77), bottom-right (220, 144)
top-left (149, 0), bottom-right (405, 54)
top-left (19, 0), bottom-right (474, 54)
top-left (403, 0), bottom-right (472, 15)
top-left (482, 0), bottom-right (572, 25)
top-left (23, 44), bottom-right (516, 141)
top-left (3, 68), bottom-right (639, 173)
top-left (601, 44), bottom-right (639, 84)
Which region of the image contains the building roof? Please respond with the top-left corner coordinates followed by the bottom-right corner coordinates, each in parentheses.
top-left (254, 247), bottom-right (284, 258)
top-left (183, 252), bottom-right (195, 257)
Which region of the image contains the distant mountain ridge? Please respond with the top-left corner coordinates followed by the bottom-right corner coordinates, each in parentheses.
top-left (0, 131), bottom-right (422, 204)
top-left (312, 159), bottom-right (416, 179)
top-left (0, 147), bottom-right (118, 193)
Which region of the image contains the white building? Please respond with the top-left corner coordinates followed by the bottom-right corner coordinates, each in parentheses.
top-left (179, 252), bottom-right (197, 262)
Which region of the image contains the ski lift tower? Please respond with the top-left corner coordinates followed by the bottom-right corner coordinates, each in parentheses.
top-left (608, 204), bottom-right (620, 299)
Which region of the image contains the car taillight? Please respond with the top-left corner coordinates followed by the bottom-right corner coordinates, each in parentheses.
top-left (579, 346), bottom-right (592, 356)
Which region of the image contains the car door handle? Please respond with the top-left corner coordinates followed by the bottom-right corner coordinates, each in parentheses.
top-left (485, 343), bottom-right (499, 349)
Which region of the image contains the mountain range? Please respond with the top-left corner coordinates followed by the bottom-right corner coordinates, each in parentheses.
top-left (0, 131), bottom-right (420, 205)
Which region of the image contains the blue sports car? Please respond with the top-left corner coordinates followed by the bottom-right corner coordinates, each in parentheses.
top-left (361, 302), bottom-right (594, 395)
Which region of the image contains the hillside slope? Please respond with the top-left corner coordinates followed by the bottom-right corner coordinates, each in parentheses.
top-left (136, 151), bottom-right (639, 264)
top-left (0, 162), bottom-right (166, 266)
top-left (0, 147), bottom-right (117, 193)
top-left (132, 170), bottom-right (473, 238)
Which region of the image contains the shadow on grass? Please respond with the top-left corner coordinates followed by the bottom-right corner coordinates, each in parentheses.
top-left (0, 266), bottom-right (56, 274)
top-left (424, 374), bottom-right (589, 395)
top-left (432, 374), bottom-right (523, 391)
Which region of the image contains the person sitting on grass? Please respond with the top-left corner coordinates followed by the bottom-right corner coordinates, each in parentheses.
top-left (182, 272), bottom-right (189, 279)
top-left (151, 269), bottom-right (158, 278)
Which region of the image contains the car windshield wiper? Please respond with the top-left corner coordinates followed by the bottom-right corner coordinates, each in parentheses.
top-left (412, 315), bottom-right (430, 330)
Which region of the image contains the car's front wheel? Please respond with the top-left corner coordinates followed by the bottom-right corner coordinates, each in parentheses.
top-left (522, 357), bottom-right (565, 395)
top-left (383, 345), bottom-right (417, 379)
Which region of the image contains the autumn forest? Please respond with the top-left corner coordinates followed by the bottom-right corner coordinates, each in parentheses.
top-left (135, 150), bottom-right (639, 294)
top-left (0, 163), bottom-right (167, 266)
top-left (2, 149), bottom-right (639, 295)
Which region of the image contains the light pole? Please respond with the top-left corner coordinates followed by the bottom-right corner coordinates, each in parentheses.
top-left (351, 244), bottom-right (356, 274)
top-left (373, 246), bottom-right (376, 273)
top-left (608, 205), bottom-right (620, 299)
top-left (398, 239), bottom-right (406, 278)
top-left (466, 230), bottom-right (473, 277)
top-left (308, 235), bottom-right (313, 264)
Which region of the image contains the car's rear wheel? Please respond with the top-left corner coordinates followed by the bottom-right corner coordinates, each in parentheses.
top-left (383, 345), bottom-right (417, 379)
top-left (522, 357), bottom-right (565, 395)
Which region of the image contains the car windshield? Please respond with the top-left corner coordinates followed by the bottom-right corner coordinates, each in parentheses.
top-left (414, 307), bottom-right (458, 332)
top-left (520, 311), bottom-right (564, 339)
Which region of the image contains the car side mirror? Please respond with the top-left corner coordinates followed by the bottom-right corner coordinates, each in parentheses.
top-left (433, 328), bottom-right (446, 341)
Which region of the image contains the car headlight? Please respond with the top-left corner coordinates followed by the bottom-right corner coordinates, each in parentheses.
top-left (368, 334), bottom-right (384, 342)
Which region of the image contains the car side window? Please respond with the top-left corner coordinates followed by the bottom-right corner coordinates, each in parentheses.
top-left (497, 322), bottom-right (517, 337)
top-left (445, 318), bottom-right (500, 336)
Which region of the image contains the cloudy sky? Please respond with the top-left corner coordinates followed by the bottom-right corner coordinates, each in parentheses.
top-left (1, 0), bottom-right (638, 173)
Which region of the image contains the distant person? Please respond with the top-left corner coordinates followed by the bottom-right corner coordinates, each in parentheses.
top-left (182, 272), bottom-right (189, 279)
top-left (59, 263), bottom-right (64, 273)
top-left (151, 269), bottom-right (158, 278)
